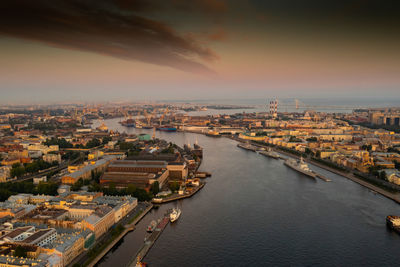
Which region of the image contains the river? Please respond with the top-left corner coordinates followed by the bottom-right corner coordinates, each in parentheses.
top-left (93, 118), bottom-right (400, 266)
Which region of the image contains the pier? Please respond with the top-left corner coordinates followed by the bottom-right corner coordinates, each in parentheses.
top-left (127, 212), bottom-right (171, 267)
top-left (85, 203), bottom-right (153, 267)
top-left (152, 183), bottom-right (205, 204)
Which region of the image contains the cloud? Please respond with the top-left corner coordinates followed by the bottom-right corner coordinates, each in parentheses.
top-left (0, 0), bottom-right (220, 74)
top-left (207, 28), bottom-right (228, 41)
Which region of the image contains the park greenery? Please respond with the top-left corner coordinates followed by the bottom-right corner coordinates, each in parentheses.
top-left (10, 160), bottom-right (59, 178)
top-left (44, 137), bottom-right (73, 148)
top-left (0, 181), bottom-right (59, 201)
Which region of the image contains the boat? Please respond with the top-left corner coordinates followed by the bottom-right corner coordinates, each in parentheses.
top-left (147, 220), bottom-right (157, 232)
top-left (284, 157), bottom-right (317, 178)
top-left (120, 119), bottom-right (136, 127)
top-left (205, 130), bottom-right (221, 137)
top-left (259, 150), bottom-right (281, 159)
top-left (158, 126), bottom-right (177, 132)
top-left (237, 142), bottom-right (257, 152)
top-left (387, 215), bottom-right (400, 229)
top-left (170, 208), bottom-right (181, 222)
top-left (135, 257), bottom-right (147, 267)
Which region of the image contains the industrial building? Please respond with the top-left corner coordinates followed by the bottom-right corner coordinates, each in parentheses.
top-left (100, 160), bottom-right (170, 190)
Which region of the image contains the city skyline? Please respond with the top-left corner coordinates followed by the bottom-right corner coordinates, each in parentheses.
top-left (1, 0), bottom-right (400, 103)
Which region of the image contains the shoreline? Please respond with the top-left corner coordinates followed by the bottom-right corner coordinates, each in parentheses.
top-left (84, 203), bottom-right (153, 267)
top-left (249, 141), bottom-right (400, 204)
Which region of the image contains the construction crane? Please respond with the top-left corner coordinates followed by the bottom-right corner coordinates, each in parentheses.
top-left (143, 110), bottom-right (153, 126)
top-left (159, 107), bottom-right (169, 126)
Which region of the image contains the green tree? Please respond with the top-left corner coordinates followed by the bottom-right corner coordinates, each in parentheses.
top-left (14, 246), bottom-right (27, 258)
top-left (85, 138), bottom-right (101, 148)
top-left (10, 165), bottom-right (25, 178)
top-left (169, 181), bottom-right (180, 192)
top-left (379, 171), bottom-right (387, 180)
top-left (151, 181), bottom-right (160, 195)
top-left (102, 136), bottom-right (112, 145)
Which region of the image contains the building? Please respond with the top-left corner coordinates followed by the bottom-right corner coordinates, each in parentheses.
top-left (82, 206), bottom-right (115, 239)
top-left (43, 153), bottom-right (61, 163)
top-left (0, 254), bottom-right (49, 267)
top-left (100, 160), bottom-right (169, 190)
top-left (61, 156), bottom-right (116, 184)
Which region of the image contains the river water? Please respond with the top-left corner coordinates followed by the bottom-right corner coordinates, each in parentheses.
top-left (94, 118), bottom-right (400, 267)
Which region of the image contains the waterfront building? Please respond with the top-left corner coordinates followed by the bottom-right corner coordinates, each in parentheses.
top-left (100, 160), bottom-right (170, 190)
top-left (82, 206), bottom-right (115, 239)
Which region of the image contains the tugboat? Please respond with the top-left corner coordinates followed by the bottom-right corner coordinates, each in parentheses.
top-left (147, 220), bottom-right (157, 233)
top-left (284, 157), bottom-right (317, 179)
top-left (170, 208), bottom-right (181, 222)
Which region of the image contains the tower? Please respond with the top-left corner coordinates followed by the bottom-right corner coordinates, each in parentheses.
top-left (269, 98), bottom-right (278, 118)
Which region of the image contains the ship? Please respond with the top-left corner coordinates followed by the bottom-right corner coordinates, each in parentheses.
top-left (284, 157), bottom-right (317, 178)
top-left (120, 119), bottom-right (136, 127)
top-left (170, 208), bottom-right (181, 222)
top-left (259, 149), bottom-right (281, 159)
top-left (237, 142), bottom-right (258, 152)
top-left (157, 126), bottom-right (177, 132)
top-left (205, 130), bottom-right (221, 137)
top-left (147, 220), bottom-right (157, 233)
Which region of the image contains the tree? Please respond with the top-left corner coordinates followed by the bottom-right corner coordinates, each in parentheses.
top-left (169, 181), bottom-right (180, 192)
top-left (102, 136), bottom-right (112, 145)
top-left (379, 171), bottom-right (387, 181)
top-left (14, 246), bottom-right (27, 258)
top-left (395, 161), bottom-right (400, 170)
top-left (151, 181), bottom-right (160, 195)
top-left (85, 138), bottom-right (101, 148)
top-left (10, 165), bottom-right (25, 178)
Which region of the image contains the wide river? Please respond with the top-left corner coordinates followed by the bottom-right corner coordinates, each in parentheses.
top-left (94, 118), bottom-right (400, 266)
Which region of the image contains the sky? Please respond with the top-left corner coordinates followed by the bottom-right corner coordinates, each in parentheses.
top-left (0, 0), bottom-right (400, 104)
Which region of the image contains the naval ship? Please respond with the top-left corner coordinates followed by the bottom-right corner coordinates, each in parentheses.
top-left (284, 157), bottom-right (317, 178)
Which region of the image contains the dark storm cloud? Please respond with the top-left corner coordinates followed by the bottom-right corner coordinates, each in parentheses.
top-left (0, 0), bottom-right (221, 74)
top-left (252, 0), bottom-right (400, 26)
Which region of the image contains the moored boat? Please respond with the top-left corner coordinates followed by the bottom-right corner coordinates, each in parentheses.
top-left (284, 157), bottom-right (317, 178)
top-left (205, 130), bottom-right (221, 137)
top-left (259, 150), bottom-right (281, 159)
top-left (147, 220), bottom-right (157, 232)
top-left (237, 142), bottom-right (258, 152)
top-left (158, 126), bottom-right (177, 132)
top-left (386, 215), bottom-right (400, 229)
top-left (170, 208), bottom-right (181, 222)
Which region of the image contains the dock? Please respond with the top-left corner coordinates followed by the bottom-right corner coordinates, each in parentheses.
top-left (316, 173), bottom-right (332, 182)
top-left (127, 212), bottom-right (171, 267)
top-left (152, 183), bottom-right (205, 204)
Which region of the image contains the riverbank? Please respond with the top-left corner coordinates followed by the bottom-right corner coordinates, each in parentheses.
top-left (250, 141), bottom-right (400, 204)
top-left (84, 203), bottom-right (153, 267)
top-left (93, 118), bottom-right (400, 266)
